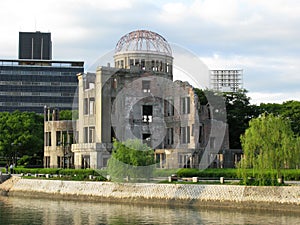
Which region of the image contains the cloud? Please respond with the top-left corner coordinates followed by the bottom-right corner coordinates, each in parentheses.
top-left (0, 0), bottom-right (299, 104)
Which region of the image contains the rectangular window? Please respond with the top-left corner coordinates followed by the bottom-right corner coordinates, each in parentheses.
top-left (199, 124), bottom-right (204, 144)
top-left (89, 127), bottom-right (95, 143)
top-left (165, 99), bottom-right (174, 116)
top-left (143, 133), bottom-right (151, 145)
top-left (181, 97), bottom-right (190, 114)
top-left (181, 126), bottom-right (190, 144)
top-left (57, 156), bottom-right (61, 168)
top-left (142, 105), bottom-right (153, 123)
top-left (45, 132), bottom-right (51, 146)
top-left (84, 98), bottom-right (88, 115)
top-left (142, 80), bottom-right (151, 93)
top-left (166, 128), bottom-right (174, 145)
top-left (84, 127), bottom-right (88, 143)
top-left (56, 131), bottom-right (61, 145)
top-left (89, 98), bottom-right (95, 115)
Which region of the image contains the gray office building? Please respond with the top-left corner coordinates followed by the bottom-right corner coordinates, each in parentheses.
top-left (0, 32), bottom-right (84, 113)
top-left (19, 32), bottom-right (52, 60)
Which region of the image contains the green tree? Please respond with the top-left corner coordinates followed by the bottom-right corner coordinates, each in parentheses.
top-left (107, 139), bottom-right (155, 182)
top-left (238, 113), bottom-right (298, 185)
top-left (0, 111), bottom-right (43, 164)
top-left (224, 89), bottom-right (260, 149)
top-left (59, 110), bottom-right (78, 120)
top-left (260, 101), bottom-right (300, 136)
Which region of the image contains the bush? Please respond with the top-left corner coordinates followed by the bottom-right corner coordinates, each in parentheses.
top-left (176, 168), bottom-right (238, 178)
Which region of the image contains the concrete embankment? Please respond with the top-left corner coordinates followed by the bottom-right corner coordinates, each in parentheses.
top-left (1, 177), bottom-right (299, 212)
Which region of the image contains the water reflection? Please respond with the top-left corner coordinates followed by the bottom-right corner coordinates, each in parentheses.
top-left (0, 196), bottom-right (299, 225)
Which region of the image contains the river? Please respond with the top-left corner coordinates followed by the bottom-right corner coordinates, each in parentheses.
top-left (0, 195), bottom-right (299, 225)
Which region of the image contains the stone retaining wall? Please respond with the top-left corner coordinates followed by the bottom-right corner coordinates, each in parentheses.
top-left (1, 177), bottom-right (299, 211)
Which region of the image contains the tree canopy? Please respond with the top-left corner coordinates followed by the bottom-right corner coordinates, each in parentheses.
top-left (238, 113), bottom-right (299, 185)
top-left (107, 139), bottom-right (155, 182)
top-left (260, 101), bottom-right (300, 136)
top-left (0, 111), bottom-right (44, 164)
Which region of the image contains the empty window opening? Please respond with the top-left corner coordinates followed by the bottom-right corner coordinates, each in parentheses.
top-left (165, 99), bottom-right (174, 116)
top-left (143, 133), bottom-right (151, 145)
top-left (181, 97), bottom-right (190, 114)
top-left (166, 128), bottom-right (174, 145)
top-left (142, 105), bottom-right (153, 123)
top-left (181, 126), bottom-right (190, 144)
top-left (142, 80), bottom-right (151, 93)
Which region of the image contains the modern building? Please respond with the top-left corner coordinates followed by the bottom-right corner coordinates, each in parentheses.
top-left (44, 30), bottom-right (236, 170)
top-left (19, 31), bottom-right (52, 60)
top-left (0, 32), bottom-right (84, 113)
top-left (210, 69), bottom-right (243, 92)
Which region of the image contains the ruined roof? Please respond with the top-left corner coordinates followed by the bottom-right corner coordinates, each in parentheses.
top-left (115, 30), bottom-right (172, 56)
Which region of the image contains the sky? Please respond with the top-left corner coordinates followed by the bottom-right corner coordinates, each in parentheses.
top-left (0, 0), bottom-right (299, 104)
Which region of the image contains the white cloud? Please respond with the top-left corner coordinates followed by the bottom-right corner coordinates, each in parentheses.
top-left (0, 0), bottom-right (299, 104)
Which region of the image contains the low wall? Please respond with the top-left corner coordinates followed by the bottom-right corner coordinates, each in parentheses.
top-left (1, 177), bottom-right (299, 211)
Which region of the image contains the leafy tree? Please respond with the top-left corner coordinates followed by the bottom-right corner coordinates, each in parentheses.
top-left (238, 113), bottom-right (298, 185)
top-left (0, 111), bottom-right (43, 164)
top-left (223, 89), bottom-right (260, 149)
top-left (107, 139), bottom-right (155, 182)
top-left (260, 101), bottom-right (300, 136)
top-left (59, 110), bottom-right (78, 120)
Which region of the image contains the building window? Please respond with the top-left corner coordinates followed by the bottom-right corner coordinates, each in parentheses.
top-left (45, 132), bottom-right (51, 146)
top-left (143, 133), bottom-right (151, 145)
top-left (181, 126), bottom-right (190, 144)
top-left (89, 127), bottom-right (95, 143)
top-left (142, 105), bottom-right (153, 123)
top-left (165, 128), bottom-right (174, 145)
top-left (181, 97), bottom-right (190, 114)
top-left (199, 124), bottom-right (204, 144)
top-left (89, 98), bottom-right (95, 115)
top-left (165, 99), bottom-right (174, 116)
top-left (57, 156), bottom-right (61, 168)
top-left (44, 156), bottom-right (50, 168)
top-left (142, 80), bottom-right (151, 93)
top-left (56, 131), bottom-right (61, 145)
top-left (84, 98), bottom-right (88, 115)
top-left (84, 127), bottom-right (88, 143)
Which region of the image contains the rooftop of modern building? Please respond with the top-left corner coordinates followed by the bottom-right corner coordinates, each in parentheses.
top-left (0, 59), bottom-right (84, 68)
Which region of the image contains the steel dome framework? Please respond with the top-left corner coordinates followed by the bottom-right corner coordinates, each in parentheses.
top-left (115, 30), bottom-right (172, 56)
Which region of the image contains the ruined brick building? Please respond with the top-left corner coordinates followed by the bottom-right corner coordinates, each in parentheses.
top-left (44, 30), bottom-right (239, 169)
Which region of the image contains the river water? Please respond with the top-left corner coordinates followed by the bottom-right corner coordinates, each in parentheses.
top-left (0, 196), bottom-right (299, 225)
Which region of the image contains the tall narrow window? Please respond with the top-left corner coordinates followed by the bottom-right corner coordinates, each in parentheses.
top-left (84, 98), bottom-right (88, 115)
top-left (181, 97), bottom-right (190, 114)
top-left (199, 124), bottom-right (204, 144)
top-left (165, 99), bottom-right (174, 116)
top-left (45, 132), bottom-right (51, 146)
top-left (142, 80), bottom-right (151, 93)
top-left (166, 128), bottom-right (174, 145)
top-left (89, 127), bottom-right (95, 143)
top-left (83, 127), bottom-right (88, 143)
top-left (181, 126), bottom-right (190, 144)
top-left (89, 98), bottom-right (95, 115)
top-left (142, 105), bottom-right (153, 123)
